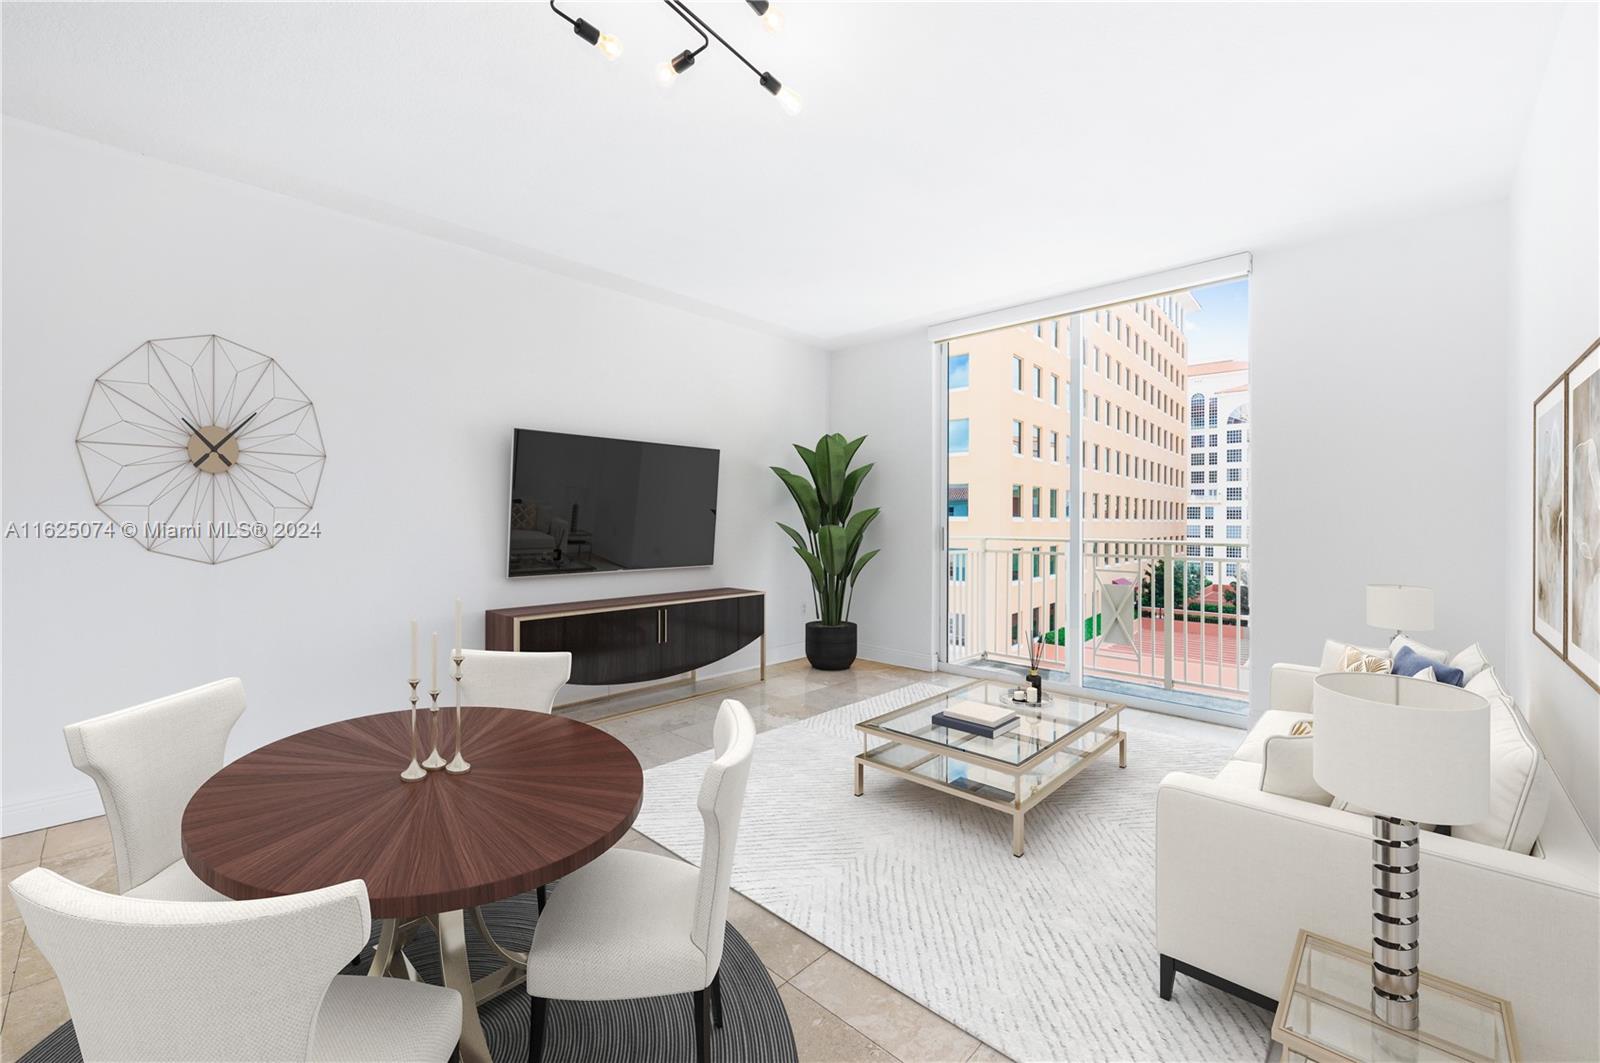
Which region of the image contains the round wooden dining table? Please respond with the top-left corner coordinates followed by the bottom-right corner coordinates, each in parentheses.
top-left (182, 706), bottom-right (643, 1063)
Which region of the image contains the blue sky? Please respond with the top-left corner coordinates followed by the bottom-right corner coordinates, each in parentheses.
top-left (1185, 277), bottom-right (1250, 365)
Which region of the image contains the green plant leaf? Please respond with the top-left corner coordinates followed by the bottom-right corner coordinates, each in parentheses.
top-left (791, 544), bottom-right (826, 591)
top-left (848, 548), bottom-right (879, 586)
top-left (776, 522), bottom-right (808, 552)
top-left (819, 434), bottom-right (850, 515)
top-left (771, 467), bottom-right (821, 531)
top-left (817, 523), bottom-right (851, 574)
top-left (793, 444), bottom-right (826, 501)
top-left (841, 434), bottom-right (867, 469)
top-left (838, 462), bottom-right (874, 515)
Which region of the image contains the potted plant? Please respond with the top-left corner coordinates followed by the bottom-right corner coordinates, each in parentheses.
top-left (771, 433), bottom-right (880, 670)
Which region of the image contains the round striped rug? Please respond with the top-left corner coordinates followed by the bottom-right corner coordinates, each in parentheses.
top-left (20, 887), bottom-right (796, 1063)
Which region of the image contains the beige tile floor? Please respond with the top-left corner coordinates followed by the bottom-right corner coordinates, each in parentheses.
top-left (0, 659), bottom-right (1220, 1062)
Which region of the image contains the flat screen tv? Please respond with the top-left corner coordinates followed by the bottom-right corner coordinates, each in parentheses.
top-left (507, 429), bottom-right (719, 577)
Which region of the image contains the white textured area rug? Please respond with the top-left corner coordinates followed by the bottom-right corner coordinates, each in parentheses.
top-left (633, 682), bottom-right (1272, 1063)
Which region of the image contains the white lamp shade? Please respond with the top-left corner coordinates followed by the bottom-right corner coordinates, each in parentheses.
top-left (1365, 584), bottom-right (1434, 632)
top-left (1312, 671), bottom-right (1489, 825)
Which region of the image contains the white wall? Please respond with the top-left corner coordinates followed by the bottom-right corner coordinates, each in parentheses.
top-left (827, 331), bottom-right (941, 670)
top-left (1504, 2), bottom-right (1600, 840)
top-left (0, 120), bottom-right (827, 833)
top-left (832, 201), bottom-right (1515, 722)
top-left (1248, 201), bottom-right (1511, 693)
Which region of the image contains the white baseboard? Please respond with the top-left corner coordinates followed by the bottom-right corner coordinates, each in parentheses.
top-left (856, 642), bottom-right (939, 672)
top-left (3, 786), bottom-right (104, 836)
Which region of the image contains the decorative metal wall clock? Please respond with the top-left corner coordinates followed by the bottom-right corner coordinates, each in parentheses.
top-left (75, 335), bottom-right (326, 564)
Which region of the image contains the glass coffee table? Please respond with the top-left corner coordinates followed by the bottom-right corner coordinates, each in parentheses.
top-left (853, 679), bottom-right (1126, 856)
top-left (1269, 931), bottom-right (1520, 1062)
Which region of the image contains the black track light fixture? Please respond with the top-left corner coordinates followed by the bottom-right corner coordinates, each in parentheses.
top-left (665, 0), bottom-right (801, 114)
top-left (549, 0), bottom-right (620, 60)
top-left (745, 0), bottom-right (785, 33)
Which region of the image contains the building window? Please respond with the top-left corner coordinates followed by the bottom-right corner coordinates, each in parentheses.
top-left (1031, 426), bottom-right (1042, 458)
top-left (1226, 507), bottom-right (1242, 520)
top-left (1051, 374), bottom-right (1060, 406)
top-left (1227, 428), bottom-right (1243, 444)
top-left (1226, 487), bottom-right (1243, 500)
top-left (1227, 468), bottom-right (1241, 482)
top-left (948, 418), bottom-right (970, 454)
top-left (1049, 546), bottom-right (1058, 576)
top-left (1011, 553), bottom-right (1020, 582)
top-left (1049, 488), bottom-right (1058, 518)
top-left (1048, 602), bottom-right (1057, 632)
top-left (1186, 524), bottom-right (1201, 538)
top-left (1191, 453), bottom-right (1205, 467)
top-left (1031, 547), bottom-right (1041, 579)
top-left (1226, 448), bottom-right (1243, 463)
top-left (1012, 356), bottom-right (1023, 391)
top-left (947, 483), bottom-right (969, 519)
top-left (948, 552), bottom-right (967, 583)
top-left (1208, 452), bottom-right (1218, 465)
top-left (1032, 365), bottom-right (1043, 398)
top-left (1226, 545), bottom-right (1242, 558)
top-left (1190, 393), bottom-right (1205, 428)
top-left (1031, 605), bottom-right (1041, 635)
top-left (1010, 612), bottom-right (1019, 644)
top-left (1049, 431), bottom-right (1059, 462)
top-left (1226, 525), bottom-right (1243, 540)
top-left (1187, 506), bottom-right (1201, 520)
top-left (1208, 397), bottom-right (1219, 427)
top-left (1012, 484), bottom-right (1023, 518)
top-left (1031, 487), bottom-right (1041, 518)
top-left (1204, 524), bottom-right (1214, 538)
top-left (1051, 320), bottom-right (1060, 348)
top-left (1012, 420), bottom-right (1023, 454)
top-left (1208, 470), bottom-right (1218, 483)
top-left (947, 353), bottom-right (969, 390)
top-left (1190, 470), bottom-right (1204, 484)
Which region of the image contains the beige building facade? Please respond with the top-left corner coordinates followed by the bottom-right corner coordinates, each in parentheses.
top-left (946, 294), bottom-right (1195, 659)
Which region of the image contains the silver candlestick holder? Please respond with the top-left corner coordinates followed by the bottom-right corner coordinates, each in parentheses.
top-left (401, 680), bottom-right (427, 782)
top-left (422, 687), bottom-right (447, 770)
top-left (446, 652), bottom-right (470, 774)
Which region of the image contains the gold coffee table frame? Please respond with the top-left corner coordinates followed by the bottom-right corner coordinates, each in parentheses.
top-left (853, 680), bottom-right (1126, 856)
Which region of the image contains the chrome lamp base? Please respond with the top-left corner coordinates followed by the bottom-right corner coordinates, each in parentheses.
top-left (1370, 815), bottom-right (1421, 1031)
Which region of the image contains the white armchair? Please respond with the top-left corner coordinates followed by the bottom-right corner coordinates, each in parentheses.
top-left (62, 677), bottom-right (244, 900)
top-left (8, 868), bottom-right (461, 1062)
top-left (524, 699), bottom-right (756, 1063)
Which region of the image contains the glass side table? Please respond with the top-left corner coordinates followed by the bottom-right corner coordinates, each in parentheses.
top-left (1269, 931), bottom-right (1520, 1063)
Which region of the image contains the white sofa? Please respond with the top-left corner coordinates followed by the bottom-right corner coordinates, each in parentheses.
top-left (1156, 663), bottom-right (1600, 1063)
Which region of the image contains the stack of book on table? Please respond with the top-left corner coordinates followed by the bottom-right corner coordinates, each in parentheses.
top-left (931, 699), bottom-right (1021, 739)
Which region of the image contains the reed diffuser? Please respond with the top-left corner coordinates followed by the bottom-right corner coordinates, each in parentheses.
top-left (1026, 635), bottom-right (1044, 704)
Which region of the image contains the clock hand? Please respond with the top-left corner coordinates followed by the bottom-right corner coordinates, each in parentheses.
top-left (182, 416), bottom-right (235, 469)
top-left (208, 410), bottom-right (258, 451)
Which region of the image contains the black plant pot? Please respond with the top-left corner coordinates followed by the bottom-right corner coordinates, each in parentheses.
top-left (805, 621), bottom-right (857, 671)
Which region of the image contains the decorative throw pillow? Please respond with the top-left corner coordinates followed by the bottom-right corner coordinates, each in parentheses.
top-left (1388, 636), bottom-right (1490, 683)
top-left (1321, 639), bottom-right (1388, 674)
top-left (1260, 735), bottom-right (1334, 805)
top-left (1453, 668), bottom-right (1553, 854)
top-left (1394, 644), bottom-right (1463, 685)
top-left (1408, 665), bottom-right (1438, 682)
top-left (1289, 719), bottom-right (1313, 736)
top-left (1339, 645), bottom-right (1393, 674)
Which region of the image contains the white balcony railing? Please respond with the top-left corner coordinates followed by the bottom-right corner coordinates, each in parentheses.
top-left (946, 536), bottom-right (1250, 706)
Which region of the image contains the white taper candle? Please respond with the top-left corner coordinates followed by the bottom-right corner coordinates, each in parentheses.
top-left (410, 619), bottom-right (419, 682)
top-left (454, 597), bottom-right (463, 655)
top-left (431, 631), bottom-right (439, 690)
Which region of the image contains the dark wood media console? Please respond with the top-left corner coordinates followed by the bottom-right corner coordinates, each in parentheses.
top-left (485, 588), bottom-right (766, 687)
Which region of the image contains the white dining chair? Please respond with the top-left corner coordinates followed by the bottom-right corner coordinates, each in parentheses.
top-left (459, 649), bottom-right (572, 913)
top-left (62, 677), bottom-right (245, 901)
top-left (458, 649), bottom-right (571, 713)
top-left (524, 698), bottom-right (756, 1063)
top-left (8, 868), bottom-right (461, 1062)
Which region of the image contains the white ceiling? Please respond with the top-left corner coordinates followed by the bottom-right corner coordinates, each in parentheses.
top-left (1, 2), bottom-right (1565, 347)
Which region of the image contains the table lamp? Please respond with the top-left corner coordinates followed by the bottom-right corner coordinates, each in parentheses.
top-left (1366, 584), bottom-right (1434, 641)
top-left (1311, 672), bottom-right (1489, 1031)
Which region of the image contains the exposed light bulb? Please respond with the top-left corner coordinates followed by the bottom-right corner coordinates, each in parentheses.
top-left (776, 85), bottom-right (803, 116)
top-left (657, 60), bottom-right (680, 87)
top-left (760, 4), bottom-right (785, 32)
top-left (596, 32), bottom-right (622, 60)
